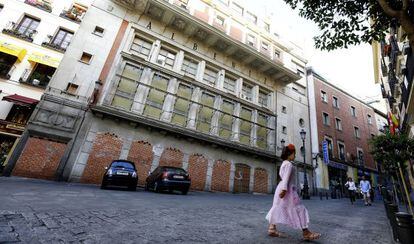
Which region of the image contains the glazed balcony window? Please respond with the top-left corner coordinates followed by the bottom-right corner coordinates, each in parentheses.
top-left (60, 3), bottom-right (87, 23)
top-left (241, 83), bottom-right (253, 101)
top-left (19, 64), bottom-right (56, 88)
top-left (2, 16), bottom-right (40, 42)
top-left (203, 67), bottom-right (218, 86)
top-left (257, 113), bottom-right (269, 149)
top-left (42, 28), bottom-right (73, 52)
top-left (111, 64), bottom-right (144, 110)
top-left (24, 0), bottom-right (53, 13)
top-left (239, 108), bottom-right (253, 145)
top-left (258, 91), bottom-right (269, 107)
top-left (131, 36), bottom-right (152, 57)
top-left (143, 74), bottom-right (170, 118)
top-left (223, 76), bottom-right (236, 93)
top-left (196, 93), bottom-right (215, 133)
top-left (171, 84), bottom-right (193, 126)
top-left (218, 100), bottom-right (234, 139)
top-left (156, 48), bottom-right (176, 70)
top-left (181, 57), bottom-right (198, 77)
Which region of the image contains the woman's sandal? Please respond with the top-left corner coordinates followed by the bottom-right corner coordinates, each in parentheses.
top-left (303, 231), bottom-right (321, 241)
top-left (268, 226), bottom-right (287, 238)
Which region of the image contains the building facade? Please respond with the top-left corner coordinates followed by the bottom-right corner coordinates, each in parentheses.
top-left (0, 0), bottom-right (92, 173)
top-left (3, 0), bottom-right (312, 194)
top-left (307, 68), bottom-right (380, 194)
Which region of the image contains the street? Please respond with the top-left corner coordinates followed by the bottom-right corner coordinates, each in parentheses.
top-left (0, 177), bottom-right (392, 244)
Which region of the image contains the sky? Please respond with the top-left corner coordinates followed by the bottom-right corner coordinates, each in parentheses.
top-left (242, 0), bottom-right (387, 112)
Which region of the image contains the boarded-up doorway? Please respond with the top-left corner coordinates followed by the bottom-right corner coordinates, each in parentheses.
top-left (233, 163), bottom-right (251, 193)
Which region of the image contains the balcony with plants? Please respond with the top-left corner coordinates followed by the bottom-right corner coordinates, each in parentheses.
top-left (2, 21), bottom-right (38, 43)
top-left (24, 0), bottom-right (52, 13)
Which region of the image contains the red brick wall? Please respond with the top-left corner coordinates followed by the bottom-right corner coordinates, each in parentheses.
top-left (313, 77), bottom-right (378, 170)
top-left (159, 148), bottom-right (183, 168)
top-left (233, 163), bottom-right (250, 193)
top-left (187, 154), bottom-right (208, 191)
top-left (81, 133), bottom-right (123, 184)
top-left (12, 137), bottom-right (66, 180)
top-left (253, 168), bottom-right (268, 193)
top-left (127, 141), bottom-right (153, 186)
top-left (211, 160), bottom-right (230, 192)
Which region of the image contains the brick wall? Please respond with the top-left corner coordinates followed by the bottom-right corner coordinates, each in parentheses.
top-left (80, 133), bottom-right (123, 184)
top-left (187, 154), bottom-right (208, 191)
top-left (127, 141), bottom-right (153, 186)
top-left (159, 148), bottom-right (184, 168)
top-left (253, 168), bottom-right (268, 193)
top-left (211, 160), bottom-right (230, 192)
top-left (12, 137), bottom-right (66, 180)
top-left (233, 163), bottom-right (250, 193)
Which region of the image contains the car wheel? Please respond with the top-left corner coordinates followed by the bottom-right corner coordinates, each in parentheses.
top-left (100, 181), bottom-right (107, 190)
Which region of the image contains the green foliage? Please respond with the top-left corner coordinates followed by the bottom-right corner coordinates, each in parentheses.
top-left (282, 0), bottom-right (411, 50)
top-left (370, 133), bottom-right (414, 175)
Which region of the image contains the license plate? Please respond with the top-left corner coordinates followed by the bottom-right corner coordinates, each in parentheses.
top-left (173, 175), bottom-right (184, 179)
top-left (117, 171), bottom-right (129, 175)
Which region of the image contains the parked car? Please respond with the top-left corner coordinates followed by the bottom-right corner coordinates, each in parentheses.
top-left (145, 166), bottom-right (191, 195)
top-left (101, 160), bottom-right (138, 191)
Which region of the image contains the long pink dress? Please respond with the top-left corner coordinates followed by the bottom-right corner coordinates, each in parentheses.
top-left (266, 160), bottom-right (309, 229)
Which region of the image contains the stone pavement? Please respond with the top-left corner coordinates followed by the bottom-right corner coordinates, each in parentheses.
top-left (0, 177), bottom-right (393, 243)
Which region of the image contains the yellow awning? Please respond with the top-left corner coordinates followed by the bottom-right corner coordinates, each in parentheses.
top-left (27, 52), bottom-right (61, 68)
top-left (0, 41), bottom-right (27, 61)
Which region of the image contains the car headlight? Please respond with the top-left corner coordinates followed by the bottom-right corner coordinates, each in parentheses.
top-left (132, 172), bottom-right (137, 178)
top-left (107, 169), bottom-right (113, 176)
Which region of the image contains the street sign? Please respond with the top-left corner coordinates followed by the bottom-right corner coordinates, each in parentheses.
top-left (322, 140), bottom-right (329, 164)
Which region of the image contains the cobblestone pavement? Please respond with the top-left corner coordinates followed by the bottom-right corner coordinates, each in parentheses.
top-left (0, 177), bottom-right (392, 244)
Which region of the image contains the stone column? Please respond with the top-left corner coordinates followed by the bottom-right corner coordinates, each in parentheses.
top-left (149, 40), bottom-right (161, 63)
top-left (187, 87), bottom-right (202, 129)
top-left (270, 91), bottom-right (277, 112)
top-left (173, 50), bottom-right (184, 73)
top-left (235, 78), bottom-right (243, 97)
top-left (250, 110), bottom-right (258, 147)
top-left (229, 161), bottom-right (236, 192)
top-left (160, 78), bottom-right (179, 122)
top-left (182, 153), bottom-right (190, 171)
top-left (230, 103), bottom-right (241, 142)
top-left (131, 68), bottom-right (154, 114)
top-left (249, 167), bottom-right (255, 193)
top-left (195, 60), bottom-right (206, 82)
top-left (267, 115), bottom-right (276, 151)
top-left (205, 158), bottom-right (214, 191)
top-left (151, 144), bottom-right (164, 172)
top-left (210, 95), bottom-right (222, 136)
top-left (119, 138), bottom-right (133, 160)
top-left (215, 69), bottom-right (225, 90)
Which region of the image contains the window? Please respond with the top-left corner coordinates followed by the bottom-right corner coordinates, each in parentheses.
top-left (264, 23), bottom-right (270, 32)
top-left (130, 36), bottom-right (152, 57)
top-left (261, 42), bottom-right (269, 51)
top-left (245, 11), bottom-right (257, 24)
top-left (299, 118), bottom-right (305, 128)
top-left (93, 26), bottom-right (105, 36)
top-left (333, 96), bottom-right (339, 108)
top-left (322, 112), bottom-right (330, 126)
top-left (321, 90), bottom-right (327, 102)
top-left (247, 34), bottom-right (256, 47)
top-left (156, 48), bottom-right (176, 69)
top-left (203, 67), bottom-right (218, 86)
top-left (181, 58), bottom-right (198, 77)
top-left (367, 114), bottom-right (372, 124)
top-left (80, 52), bottom-right (92, 64)
top-left (239, 108), bottom-right (252, 144)
top-left (197, 93), bottom-right (215, 133)
top-left (63, 3), bottom-right (87, 22)
top-left (218, 100), bottom-right (234, 139)
top-left (231, 2), bottom-right (243, 15)
top-left (335, 118), bottom-right (342, 131)
top-left (223, 75), bottom-right (236, 93)
top-left (0, 4), bottom-right (4, 12)
top-left (51, 28), bottom-right (73, 50)
top-left (274, 49), bottom-right (281, 59)
top-left (325, 138), bottom-right (333, 158)
top-left (282, 106), bottom-right (287, 113)
top-left (354, 126), bottom-right (360, 138)
top-left (216, 15), bottom-right (225, 26)
top-left (338, 143), bottom-right (345, 161)
top-left (282, 126), bottom-right (287, 134)
top-left (171, 83), bottom-right (193, 126)
top-left (65, 83), bottom-right (78, 95)
top-left (350, 106), bottom-right (356, 117)
top-left (17, 15), bottom-right (40, 37)
top-left (143, 74), bottom-right (169, 118)
top-left (257, 113), bottom-right (269, 149)
top-left (258, 91), bottom-right (269, 107)
top-left (242, 83), bottom-right (253, 101)
top-left (111, 64), bottom-right (144, 110)
top-left (357, 149), bottom-right (364, 165)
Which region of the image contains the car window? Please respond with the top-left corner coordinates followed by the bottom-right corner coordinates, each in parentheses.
top-left (111, 161), bottom-right (135, 169)
top-left (164, 167), bottom-right (186, 174)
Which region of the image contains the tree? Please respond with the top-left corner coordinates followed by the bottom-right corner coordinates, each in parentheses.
top-left (283, 0), bottom-right (414, 50)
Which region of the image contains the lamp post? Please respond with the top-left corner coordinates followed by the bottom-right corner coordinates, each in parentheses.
top-left (300, 129), bottom-right (310, 199)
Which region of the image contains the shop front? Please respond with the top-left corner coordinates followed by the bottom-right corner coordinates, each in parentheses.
top-left (327, 160), bottom-right (348, 198)
top-left (0, 40), bottom-right (27, 79)
top-left (19, 52), bottom-right (60, 88)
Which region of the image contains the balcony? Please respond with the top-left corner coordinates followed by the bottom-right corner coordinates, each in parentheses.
top-left (24, 0), bottom-right (52, 13)
top-left (42, 35), bottom-right (68, 53)
top-left (60, 3), bottom-right (87, 23)
top-left (2, 22), bottom-right (37, 43)
top-left (19, 68), bottom-right (53, 89)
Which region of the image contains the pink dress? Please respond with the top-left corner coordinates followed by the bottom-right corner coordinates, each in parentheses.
top-left (266, 160), bottom-right (309, 229)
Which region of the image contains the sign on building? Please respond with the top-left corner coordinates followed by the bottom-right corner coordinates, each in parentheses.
top-left (322, 140), bottom-right (329, 164)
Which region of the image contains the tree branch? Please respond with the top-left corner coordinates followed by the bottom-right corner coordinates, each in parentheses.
top-left (377, 0), bottom-right (399, 17)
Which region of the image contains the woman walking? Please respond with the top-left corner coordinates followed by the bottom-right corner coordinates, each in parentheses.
top-left (266, 144), bottom-right (321, 241)
top-left (345, 177), bottom-right (357, 204)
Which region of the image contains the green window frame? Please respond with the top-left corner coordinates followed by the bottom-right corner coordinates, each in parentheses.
top-left (143, 74), bottom-right (169, 118)
top-left (197, 93), bottom-right (215, 133)
top-left (171, 83), bottom-right (193, 126)
top-left (218, 100), bottom-right (234, 139)
top-left (111, 63), bottom-right (144, 110)
top-left (239, 107), bottom-right (252, 144)
top-left (257, 113), bottom-right (268, 149)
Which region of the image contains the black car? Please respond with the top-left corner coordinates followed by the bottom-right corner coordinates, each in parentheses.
top-left (101, 160), bottom-right (138, 191)
top-left (145, 166), bottom-right (191, 195)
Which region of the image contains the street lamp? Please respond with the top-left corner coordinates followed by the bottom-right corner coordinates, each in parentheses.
top-left (300, 129), bottom-right (310, 200)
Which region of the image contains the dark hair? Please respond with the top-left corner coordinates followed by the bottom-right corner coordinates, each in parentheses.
top-left (281, 144), bottom-right (295, 160)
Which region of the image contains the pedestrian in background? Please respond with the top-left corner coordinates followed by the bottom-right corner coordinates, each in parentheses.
top-left (345, 177), bottom-right (356, 205)
top-left (360, 176), bottom-right (372, 206)
top-left (266, 144), bottom-right (321, 241)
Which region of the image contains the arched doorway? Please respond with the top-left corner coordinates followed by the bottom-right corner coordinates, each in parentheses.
top-left (233, 163), bottom-right (251, 193)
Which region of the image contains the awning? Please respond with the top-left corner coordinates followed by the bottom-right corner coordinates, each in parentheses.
top-left (2, 94), bottom-right (39, 106)
top-left (0, 41), bottom-right (27, 61)
top-left (327, 161), bottom-right (348, 171)
top-left (28, 52), bottom-right (61, 68)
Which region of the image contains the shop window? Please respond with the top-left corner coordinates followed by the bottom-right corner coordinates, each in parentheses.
top-left (197, 93), bottom-right (215, 133)
top-left (181, 57), bottom-right (198, 77)
top-left (111, 64), bottom-right (143, 110)
top-left (218, 100), bottom-right (234, 139)
top-left (223, 75), bottom-right (236, 93)
top-left (5, 104), bottom-right (33, 125)
top-left (242, 83), bottom-right (253, 101)
top-left (80, 52), bottom-right (92, 64)
top-left (203, 67), bottom-right (218, 86)
top-left (20, 63), bottom-right (56, 88)
top-left (171, 83), bottom-right (193, 126)
top-left (0, 53), bottom-right (18, 79)
top-left (239, 107), bottom-right (252, 144)
top-left (131, 36), bottom-right (153, 57)
top-left (143, 74), bottom-right (169, 118)
top-left (156, 48), bottom-right (176, 69)
top-left (257, 113), bottom-right (268, 149)
top-left (61, 2), bottom-right (88, 23)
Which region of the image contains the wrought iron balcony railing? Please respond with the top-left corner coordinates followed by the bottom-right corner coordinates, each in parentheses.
top-left (2, 21), bottom-right (38, 42)
top-left (41, 35), bottom-right (68, 53)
